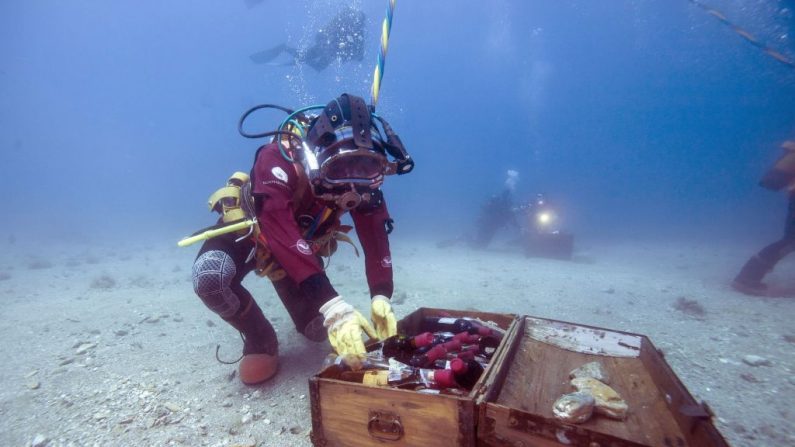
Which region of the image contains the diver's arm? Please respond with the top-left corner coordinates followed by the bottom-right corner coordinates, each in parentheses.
top-left (350, 191), bottom-right (394, 298)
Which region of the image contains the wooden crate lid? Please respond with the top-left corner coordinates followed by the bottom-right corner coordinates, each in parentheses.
top-left (476, 315), bottom-right (730, 447)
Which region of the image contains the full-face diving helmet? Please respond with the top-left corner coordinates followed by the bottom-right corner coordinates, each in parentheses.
top-left (299, 93), bottom-right (413, 209)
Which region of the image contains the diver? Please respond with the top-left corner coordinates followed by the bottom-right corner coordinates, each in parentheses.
top-left (436, 170), bottom-right (519, 249)
top-left (250, 6), bottom-right (366, 71)
top-left (470, 171), bottom-right (520, 249)
top-left (732, 140), bottom-right (795, 296)
top-left (186, 93), bottom-right (414, 385)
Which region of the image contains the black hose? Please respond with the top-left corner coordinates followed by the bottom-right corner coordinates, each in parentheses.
top-left (238, 104), bottom-right (295, 139)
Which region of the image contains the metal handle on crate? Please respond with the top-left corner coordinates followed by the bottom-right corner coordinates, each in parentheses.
top-left (368, 410), bottom-right (404, 441)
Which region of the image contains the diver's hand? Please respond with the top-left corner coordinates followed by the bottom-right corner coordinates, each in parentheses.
top-left (320, 297), bottom-right (378, 357)
top-left (370, 295), bottom-right (398, 340)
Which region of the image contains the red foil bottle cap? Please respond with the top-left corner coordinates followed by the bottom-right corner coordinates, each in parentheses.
top-left (442, 340), bottom-right (462, 353)
top-left (453, 332), bottom-right (480, 344)
top-left (426, 344), bottom-right (447, 362)
top-left (413, 332), bottom-right (434, 347)
top-left (450, 358), bottom-right (467, 375)
top-left (433, 369), bottom-right (457, 389)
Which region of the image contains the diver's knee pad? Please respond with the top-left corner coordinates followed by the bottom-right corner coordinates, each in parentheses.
top-left (192, 250), bottom-right (240, 318)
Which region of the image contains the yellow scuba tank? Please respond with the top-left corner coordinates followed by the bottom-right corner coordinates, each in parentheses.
top-left (207, 172), bottom-right (255, 225)
top-left (177, 172), bottom-right (258, 247)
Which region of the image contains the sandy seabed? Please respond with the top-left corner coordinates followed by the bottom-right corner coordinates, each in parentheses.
top-left (0, 234), bottom-right (793, 447)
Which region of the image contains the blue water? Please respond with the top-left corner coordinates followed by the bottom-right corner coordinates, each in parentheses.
top-left (1, 2), bottom-right (795, 446)
top-left (1, 0), bottom-right (794, 244)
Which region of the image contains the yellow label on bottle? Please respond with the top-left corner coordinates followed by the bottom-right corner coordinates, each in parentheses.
top-left (361, 370), bottom-right (390, 387)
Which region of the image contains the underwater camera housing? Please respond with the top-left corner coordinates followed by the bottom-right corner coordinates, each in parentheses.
top-left (518, 195), bottom-right (574, 260)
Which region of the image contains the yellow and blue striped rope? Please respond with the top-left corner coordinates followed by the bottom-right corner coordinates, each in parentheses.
top-left (689, 0), bottom-right (794, 68)
top-left (370, 0), bottom-right (396, 110)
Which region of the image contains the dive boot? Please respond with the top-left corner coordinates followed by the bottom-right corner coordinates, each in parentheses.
top-left (731, 255), bottom-right (770, 297)
top-left (225, 299), bottom-right (279, 385)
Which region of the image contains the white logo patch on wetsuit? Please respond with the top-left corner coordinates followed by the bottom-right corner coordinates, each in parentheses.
top-left (271, 167), bottom-right (289, 183)
top-left (381, 256), bottom-right (392, 268)
top-left (296, 239), bottom-right (312, 255)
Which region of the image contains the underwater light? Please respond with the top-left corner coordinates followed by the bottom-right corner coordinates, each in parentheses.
top-left (537, 212), bottom-right (552, 226)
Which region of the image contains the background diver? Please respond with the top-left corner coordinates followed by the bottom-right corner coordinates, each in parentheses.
top-left (436, 170), bottom-right (573, 259)
top-left (249, 6), bottom-right (366, 71)
top-left (732, 140), bottom-right (795, 296)
top-left (436, 170), bottom-right (520, 249)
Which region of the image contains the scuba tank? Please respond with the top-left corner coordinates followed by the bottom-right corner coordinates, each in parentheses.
top-left (177, 172), bottom-right (258, 247)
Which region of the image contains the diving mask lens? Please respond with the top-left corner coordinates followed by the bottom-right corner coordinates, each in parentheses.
top-left (320, 148), bottom-right (386, 184)
top-left (325, 154), bottom-right (384, 182)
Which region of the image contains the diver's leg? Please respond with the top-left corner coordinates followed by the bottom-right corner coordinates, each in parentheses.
top-left (470, 219), bottom-right (499, 249)
top-left (270, 276), bottom-right (327, 342)
top-left (249, 43), bottom-right (297, 64)
top-left (733, 197), bottom-right (795, 295)
top-left (192, 235), bottom-right (279, 384)
top-left (224, 286), bottom-right (279, 384)
top-left (733, 250), bottom-right (776, 295)
top-left (192, 236), bottom-right (249, 317)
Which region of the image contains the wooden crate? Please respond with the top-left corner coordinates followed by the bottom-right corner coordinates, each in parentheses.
top-left (309, 308), bottom-right (515, 447)
top-left (309, 309), bottom-right (729, 447)
top-left (476, 316), bottom-right (730, 447)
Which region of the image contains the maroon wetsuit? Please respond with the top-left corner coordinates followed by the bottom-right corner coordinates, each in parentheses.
top-left (251, 143), bottom-right (394, 326)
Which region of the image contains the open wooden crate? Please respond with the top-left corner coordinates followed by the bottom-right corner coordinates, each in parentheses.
top-left (475, 315), bottom-right (729, 446)
top-left (309, 308), bottom-right (729, 447)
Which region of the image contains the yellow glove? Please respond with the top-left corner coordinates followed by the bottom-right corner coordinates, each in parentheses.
top-left (320, 297), bottom-right (378, 357)
top-left (370, 295), bottom-right (398, 340)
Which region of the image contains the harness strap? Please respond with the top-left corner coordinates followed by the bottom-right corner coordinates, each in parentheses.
top-left (332, 231), bottom-right (360, 257)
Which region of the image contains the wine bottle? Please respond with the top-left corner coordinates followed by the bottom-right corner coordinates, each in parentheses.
top-left (390, 367), bottom-right (458, 390)
top-left (429, 331), bottom-right (479, 345)
top-left (453, 344), bottom-right (480, 361)
top-left (338, 369), bottom-right (390, 386)
top-left (449, 358), bottom-right (485, 390)
top-left (322, 352), bottom-right (390, 372)
top-left (413, 331), bottom-right (481, 357)
top-left (409, 339), bottom-right (462, 368)
top-left (421, 317), bottom-right (503, 339)
top-left (378, 332), bottom-right (434, 358)
top-left (434, 346), bottom-right (493, 369)
top-left (453, 332), bottom-right (482, 344)
top-left (409, 344), bottom-right (443, 368)
top-left (478, 334), bottom-right (502, 359)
